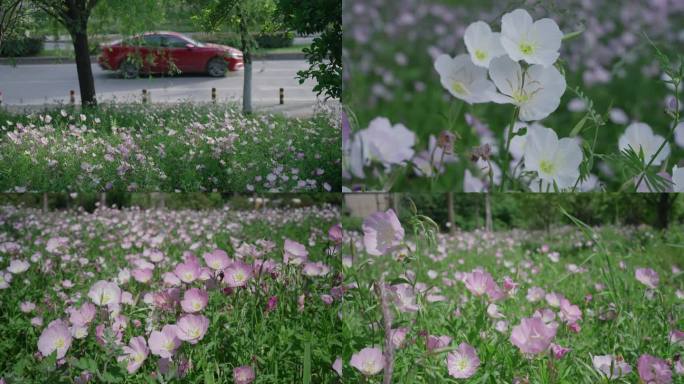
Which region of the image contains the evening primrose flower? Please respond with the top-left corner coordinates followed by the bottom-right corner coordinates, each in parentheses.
top-left (362, 209), bottom-right (405, 256)
top-left (37, 320), bottom-right (72, 359)
top-left (500, 9), bottom-right (563, 67)
top-left (446, 342), bottom-right (480, 379)
top-left (284, 239), bottom-right (308, 265)
top-left (593, 355), bottom-right (632, 379)
top-left (635, 268), bottom-right (659, 289)
top-left (88, 280), bottom-right (121, 307)
top-left (638, 354), bottom-right (673, 384)
top-left (233, 366), bottom-right (255, 384)
top-left (148, 325), bottom-right (181, 358)
top-left (223, 261), bottom-right (253, 287)
top-left (175, 314), bottom-right (209, 344)
top-left (350, 347), bottom-right (384, 376)
top-left (489, 56), bottom-right (566, 121)
top-left (203, 249), bottom-right (230, 271)
top-left (464, 21), bottom-right (506, 68)
top-left (358, 117), bottom-right (416, 165)
top-left (180, 288), bottom-right (208, 313)
top-left (7, 259), bottom-right (29, 274)
top-left (618, 122), bottom-right (670, 166)
top-left (523, 124), bottom-right (582, 190)
top-left (117, 336), bottom-right (149, 374)
top-left (510, 317), bottom-right (557, 355)
top-left (434, 54), bottom-right (496, 104)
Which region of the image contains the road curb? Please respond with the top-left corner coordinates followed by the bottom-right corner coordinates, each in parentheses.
top-left (0, 52), bottom-right (306, 65)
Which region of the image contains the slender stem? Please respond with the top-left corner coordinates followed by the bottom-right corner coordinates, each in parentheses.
top-left (634, 78), bottom-right (680, 190)
top-left (499, 107), bottom-right (520, 191)
top-left (376, 279), bottom-right (395, 384)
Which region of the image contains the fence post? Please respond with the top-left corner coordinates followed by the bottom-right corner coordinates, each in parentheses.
top-left (142, 89), bottom-right (148, 104)
top-left (279, 88), bottom-right (284, 105)
top-left (69, 90), bottom-right (75, 105)
top-left (211, 87), bottom-right (216, 104)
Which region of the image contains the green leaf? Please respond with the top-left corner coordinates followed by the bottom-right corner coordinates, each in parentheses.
top-left (303, 340), bottom-right (311, 384)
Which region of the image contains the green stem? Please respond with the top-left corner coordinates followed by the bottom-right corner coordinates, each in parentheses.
top-left (499, 107), bottom-right (520, 191)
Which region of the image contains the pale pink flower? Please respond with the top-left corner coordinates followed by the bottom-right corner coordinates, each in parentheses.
top-left (88, 280), bottom-right (121, 307)
top-left (302, 261), bottom-right (330, 277)
top-left (559, 298), bottom-right (582, 324)
top-left (526, 287), bottom-right (545, 302)
top-left (446, 342), bottom-right (480, 379)
top-left (550, 343), bottom-right (570, 359)
top-left (635, 268), bottom-right (659, 289)
top-left (20, 301), bottom-right (36, 313)
top-left (7, 259), bottom-right (30, 274)
top-left (131, 268), bottom-right (153, 283)
top-left (180, 288), bottom-right (208, 313)
top-left (37, 320), bottom-right (72, 359)
top-left (332, 356), bottom-right (343, 376)
top-left (592, 355), bottom-right (632, 379)
top-left (464, 268), bottom-right (498, 299)
top-left (223, 261), bottom-right (253, 287)
top-left (391, 283), bottom-right (419, 312)
top-left (174, 260), bottom-right (201, 283)
top-left (329, 224), bottom-right (343, 244)
top-left (362, 209), bottom-right (405, 256)
top-left (510, 317), bottom-right (557, 355)
top-left (427, 335), bottom-right (452, 352)
top-left (175, 314), bottom-right (209, 344)
top-left (117, 336), bottom-right (149, 373)
top-left (350, 347), bottom-right (383, 376)
top-left (545, 292), bottom-right (564, 307)
top-left (233, 365), bottom-right (255, 384)
top-left (283, 239), bottom-right (308, 265)
top-left (149, 325), bottom-right (180, 358)
top-left (203, 249), bottom-right (230, 271)
top-left (638, 354), bottom-right (672, 384)
top-left (391, 327), bottom-right (409, 349)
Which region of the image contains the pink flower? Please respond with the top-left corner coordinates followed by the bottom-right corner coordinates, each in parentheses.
top-left (20, 301), bottom-right (36, 313)
top-left (131, 268), bottom-right (153, 283)
top-left (7, 259), bottom-right (30, 274)
top-left (426, 335), bottom-right (452, 352)
top-left (283, 239), bottom-right (308, 265)
top-left (670, 330), bottom-right (684, 345)
top-left (233, 365), bottom-right (255, 384)
top-left (223, 261), bottom-right (253, 287)
top-left (180, 288), bottom-right (208, 313)
top-left (550, 343), bottom-right (570, 359)
top-left (332, 356), bottom-right (343, 376)
top-left (559, 298), bottom-right (582, 324)
top-left (204, 249), bottom-right (230, 271)
top-left (37, 320), bottom-right (72, 359)
top-left (526, 287), bottom-right (545, 302)
top-left (446, 342), bottom-right (480, 379)
top-left (545, 292), bottom-right (564, 308)
top-left (302, 261), bottom-right (330, 277)
top-left (510, 317), bottom-right (557, 355)
top-left (88, 280), bottom-right (121, 307)
top-left (148, 325), bottom-right (181, 358)
top-left (175, 314), bottom-right (209, 344)
top-left (117, 336), bottom-right (149, 374)
top-left (265, 296), bottom-right (278, 313)
top-left (638, 354), bottom-right (672, 384)
top-left (362, 209), bottom-right (404, 256)
top-left (328, 224), bottom-right (343, 244)
top-left (464, 268), bottom-right (499, 299)
top-left (391, 283), bottom-right (419, 312)
top-left (390, 327), bottom-right (409, 349)
top-left (592, 355), bottom-right (632, 379)
top-left (635, 268), bottom-right (659, 289)
top-left (174, 260), bottom-right (201, 283)
top-left (350, 347), bottom-right (383, 376)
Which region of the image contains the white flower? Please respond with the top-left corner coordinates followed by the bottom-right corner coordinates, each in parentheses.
top-left (434, 54), bottom-right (496, 104)
top-left (88, 280), bottom-right (122, 307)
top-left (524, 125), bottom-right (583, 190)
top-left (618, 122), bottom-right (670, 166)
top-left (343, 134), bottom-right (368, 179)
top-left (7, 259), bottom-right (30, 274)
top-left (464, 169), bottom-right (485, 192)
top-left (500, 9), bottom-right (563, 67)
top-left (674, 121), bottom-right (684, 148)
top-left (489, 56), bottom-right (566, 121)
top-left (357, 117), bottom-right (415, 165)
top-left (673, 166), bottom-right (684, 192)
top-left (464, 21), bottom-right (506, 68)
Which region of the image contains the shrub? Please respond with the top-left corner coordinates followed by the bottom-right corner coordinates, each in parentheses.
top-left (0, 36), bottom-right (44, 57)
top-left (255, 31), bottom-right (294, 48)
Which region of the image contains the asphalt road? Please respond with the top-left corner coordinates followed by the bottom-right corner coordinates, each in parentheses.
top-left (0, 60), bottom-right (319, 115)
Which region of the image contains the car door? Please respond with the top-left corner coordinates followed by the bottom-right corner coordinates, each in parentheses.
top-left (163, 35), bottom-right (200, 73)
top-left (139, 34), bottom-right (168, 74)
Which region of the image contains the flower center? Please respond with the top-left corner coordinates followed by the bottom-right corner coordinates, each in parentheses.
top-left (234, 271), bottom-right (245, 283)
top-left (362, 361), bottom-right (377, 374)
top-left (512, 91), bottom-right (530, 104)
top-left (134, 353), bottom-right (145, 363)
top-left (539, 160), bottom-right (556, 175)
top-left (54, 337), bottom-right (65, 349)
top-left (451, 81), bottom-right (468, 95)
top-left (474, 49), bottom-right (487, 61)
top-left (211, 261), bottom-right (221, 269)
top-left (183, 272), bottom-right (194, 281)
top-left (519, 41), bottom-right (535, 55)
top-left (163, 340), bottom-right (175, 351)
top-left (456, 356), bottom-right (469, 371)
top-left (193, 301), bottom-right (202, 310)
top-left (101, 292), bottom-right (112, 304)
top-left (188, 326), bottom-right (201, 338)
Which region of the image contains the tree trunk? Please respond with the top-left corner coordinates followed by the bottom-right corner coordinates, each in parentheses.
top-left (71, 30), bottom-right (97, 106)
top-left (42, 193), bottom-right (48, 213)
top-left (243, 54), bottom-right (252, 114)
top-left (485, 193), bottom-right (493, 233)
top-left (99, 192), bottom-right (106, 208)
top-left (447, 192), bottom-right (455, 234)
top-left (655, 193), bottom-right (672, 230)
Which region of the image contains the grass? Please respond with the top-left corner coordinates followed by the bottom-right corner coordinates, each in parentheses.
top-left (0, 103), bottom-right (341, 193)
top-left (0, 202), bottom-right (343, 383)
top-left (337, 208), bottom-right (684, 382)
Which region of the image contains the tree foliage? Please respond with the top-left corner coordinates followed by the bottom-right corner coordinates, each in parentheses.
top-left (277, 0), bottom-right (341, 99)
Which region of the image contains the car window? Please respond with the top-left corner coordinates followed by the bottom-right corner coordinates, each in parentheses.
top-left (141, 35), bottom-right (163, 47)
top-left (163, 36), bottom-right (189, 48)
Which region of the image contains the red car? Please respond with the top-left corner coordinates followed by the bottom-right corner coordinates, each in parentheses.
top-left (98, 32), bottom-right (244, 78)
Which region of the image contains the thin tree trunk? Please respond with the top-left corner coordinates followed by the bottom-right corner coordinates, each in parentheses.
top-left (447, 192), bottom-right (455, 234)
top-left (485, 193), bottom-right (493, 233)
top-left (655, 193), bottom-right (672, 230)
top-left (238, 5), bottom-right (252, 114)
top-left (42, 193), bottom-right (48, 213)
top-left (71, 30), bottom-right (97, 106)
top-left (99, 192), bottom-right (106, 208)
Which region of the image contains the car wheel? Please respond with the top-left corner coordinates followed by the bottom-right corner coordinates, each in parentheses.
top-left (207, 57), bottom-right (227, 77)
top-left (119, 61), bottom-right (139, 79)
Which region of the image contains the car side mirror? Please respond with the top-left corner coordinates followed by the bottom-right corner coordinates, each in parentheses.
top-left (185, 43), bottom-right (195, 49)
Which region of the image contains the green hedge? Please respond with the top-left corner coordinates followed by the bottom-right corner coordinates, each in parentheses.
top-left (199, 31), bottom-right (295, 49)
top-left (0, 36), bottom-right (44, 57)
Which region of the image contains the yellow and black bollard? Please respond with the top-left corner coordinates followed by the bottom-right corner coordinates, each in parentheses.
top-left (142, 89), bottom-right (148, 104)
top-left (212, 87), bottom-right (216, 104)
top-left (69, 90), bottom-right (75, 105)
top-left (279, 88), bottom-right (284, 105)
